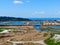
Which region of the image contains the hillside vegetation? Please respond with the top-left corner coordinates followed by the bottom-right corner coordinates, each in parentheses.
top-left (0, 16), bottom-right (31, 21)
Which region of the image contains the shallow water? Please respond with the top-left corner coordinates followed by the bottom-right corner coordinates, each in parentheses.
top-left (34, 26), bottom-right (40, 30)
top-left (0, 21), bottom-right (25, 25)
top-left (49, 26), bottom-right (60, 29)
top-left (0, 21), bottom-right (60, 32)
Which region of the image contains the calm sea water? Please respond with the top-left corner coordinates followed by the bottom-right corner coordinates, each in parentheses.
top-left (30, 18), bottom-right (60, 20)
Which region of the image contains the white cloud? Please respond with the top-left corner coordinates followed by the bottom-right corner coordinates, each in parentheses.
top-left (33, 11), bottom-right (46, 15)
top-left (13, 0), bottom-right (31, 4)
top-left (13, 0), bottom-right (23, 4)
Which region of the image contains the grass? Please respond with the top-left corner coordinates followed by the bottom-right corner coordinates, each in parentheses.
top-left (44, 33), bottom-right (60, 45)
top-left (0, 28), bottom-right (15, 32)
top-left (0, 29), bottom-right (4, 32)
top-left (45, 39), bottom-right (60, 45)
top-left (3, 42), bottom-right (12, 45)
top-left (43, 33), bottom-right (48, 37)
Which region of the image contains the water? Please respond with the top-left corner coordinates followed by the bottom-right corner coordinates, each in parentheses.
top-left (34, 22), bottom-right (40, 30)
top-left (34, 22), bottom-right (40, 25)
top-left (30, 18), bottom-right (60, 20)
top-left (0, 21), bottom-right (60, 32)
top-left (49, 26), bottom-right (60, 29)
top-left (41, 30), bottom-right (51, 32)
top-left (0, 21), bottom-right (41, 30)
top-left (0, 21), bottom-right (25, 25)
top-left (34, 26), bottom-right (40, 30)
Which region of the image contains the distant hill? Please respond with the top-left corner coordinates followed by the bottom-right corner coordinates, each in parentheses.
top-left (0, 17), bottom-right (31, 21)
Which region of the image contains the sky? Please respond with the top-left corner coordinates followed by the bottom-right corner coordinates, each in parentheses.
top-left (0, 0), bottom-right (60, 18)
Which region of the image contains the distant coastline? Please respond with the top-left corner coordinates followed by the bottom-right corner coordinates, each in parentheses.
top-left (0, 16), bottom-right (31, 21)
top-left (0, 16), bottom-right (60, 21)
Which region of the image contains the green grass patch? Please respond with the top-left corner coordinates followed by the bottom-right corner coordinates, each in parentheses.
top-left (0, 29), bottom-right (4, 32)
top-left (44, 33), bottom-right (60, 45)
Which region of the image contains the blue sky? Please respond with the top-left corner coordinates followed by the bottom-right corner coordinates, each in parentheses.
top-left (0, 0), bottom-right (60, 18)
